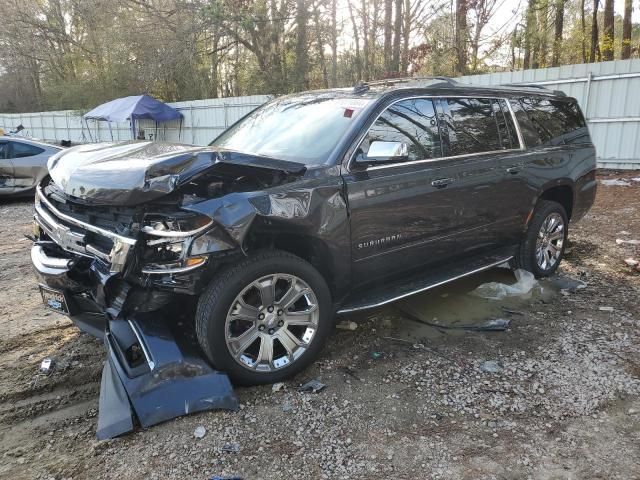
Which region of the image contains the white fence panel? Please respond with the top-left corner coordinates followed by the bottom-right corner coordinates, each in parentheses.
top-left (0, 95), bottom-right (270, 146)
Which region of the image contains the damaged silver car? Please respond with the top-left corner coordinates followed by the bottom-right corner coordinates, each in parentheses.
top-left (0, 136), bottom-right (62, 196)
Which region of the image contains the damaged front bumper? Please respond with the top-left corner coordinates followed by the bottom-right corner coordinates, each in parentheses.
top-left (31, 236), bottom-right (238, 439)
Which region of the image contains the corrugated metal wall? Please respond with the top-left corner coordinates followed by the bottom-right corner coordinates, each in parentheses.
top-left (0, 95), bottom-right (270, 146)
top-left (458, 59), bottom-right (640, 169)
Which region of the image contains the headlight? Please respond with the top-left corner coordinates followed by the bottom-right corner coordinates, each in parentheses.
top-left (142, 212), bottom-right (212, 237)
top-left (140, 212), bottom-right (212, 274)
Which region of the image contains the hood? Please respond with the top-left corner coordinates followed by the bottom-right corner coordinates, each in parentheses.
top-left (47, 141), bottom-right (306, 206)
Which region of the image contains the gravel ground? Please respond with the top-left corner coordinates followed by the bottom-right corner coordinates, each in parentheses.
top-left (1, 171), bottom-right (640, 480)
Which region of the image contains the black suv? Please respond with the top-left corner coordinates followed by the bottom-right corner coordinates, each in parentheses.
top-left (32, 78), bottom-right (596, 387)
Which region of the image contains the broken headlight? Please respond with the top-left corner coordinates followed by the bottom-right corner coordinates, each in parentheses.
top-left (141, 212), bottom-right (213, 274)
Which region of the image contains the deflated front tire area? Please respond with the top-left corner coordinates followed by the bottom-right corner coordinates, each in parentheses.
top-left (195, 249), bottom-right (333, 386)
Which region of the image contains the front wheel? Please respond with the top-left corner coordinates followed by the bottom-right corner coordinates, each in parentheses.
top-left (195, 250), bottom-right (332, 386)
top-left (513, 200), bottom-right (569, 277)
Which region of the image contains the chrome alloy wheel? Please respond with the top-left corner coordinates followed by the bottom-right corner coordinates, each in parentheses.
top-left (225, 274), bottom-right (319, 372)
top-left (535, 212), bottom-right (565, 270)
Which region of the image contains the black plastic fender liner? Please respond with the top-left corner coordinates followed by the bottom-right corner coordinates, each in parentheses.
top-left (96, 312), bottom-right (238, 439)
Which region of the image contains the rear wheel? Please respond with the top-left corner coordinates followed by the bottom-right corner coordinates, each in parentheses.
top-left (195, 250), bottom-right (332, 385)
top-left (513, 200), bottom-right (568, 277)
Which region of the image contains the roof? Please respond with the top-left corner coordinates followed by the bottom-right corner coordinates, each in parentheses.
top-left (0, 135), bottom-right (62, 150)
top-left (83, 95), bottom-right (183, 123)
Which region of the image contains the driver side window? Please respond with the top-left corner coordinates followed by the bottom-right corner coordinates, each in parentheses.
top-left (362, 98), bottom-right (442, 163)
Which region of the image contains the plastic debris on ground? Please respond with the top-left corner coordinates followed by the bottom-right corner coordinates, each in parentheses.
top-left (371, 351), bottom-right (383, 360)
top-left (209, 476), bottom-right (243, 480)
top-left (480, 360), bottom-right (503, 374)
top-left (271, 382), bottom-right (285, 392)
top-left (599, 306), bottom-right (614, 312)
top-left (298, 379), bottom-right (326, 393)
top-left (600, 179), bottom-right (631, 186)
top-left (616, 238), bottom-right (640, 245)
top-left (39, 357), bottom-right (54, 375)
top-left (194, 426), bottom-right (206, 439)
top-left (336, 320), bottom-right (358, 331)
top-left (471, 269), bottom-right (537, 300)
top-left (221, 443), bottom-right (241, 453)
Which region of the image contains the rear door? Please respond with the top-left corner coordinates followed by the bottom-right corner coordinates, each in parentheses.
top-left (0, 141), bottom-right (13, 188)
top-left (435, 97), bottom-right (525, 254)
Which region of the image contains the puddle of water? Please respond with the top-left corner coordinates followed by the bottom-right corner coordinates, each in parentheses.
top-left (354, 268), bottom-right (576, 344)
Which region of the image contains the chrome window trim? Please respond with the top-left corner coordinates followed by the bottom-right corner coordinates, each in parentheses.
top-left (346, 95), bottom-right (526, 173)
top-left (36, 184), bottom-right (137, 245)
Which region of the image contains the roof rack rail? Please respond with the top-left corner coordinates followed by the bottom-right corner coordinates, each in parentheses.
top-left (353, 76), bottom-right (459, 93)
top-left (503, 83), bottom-right (567, 96)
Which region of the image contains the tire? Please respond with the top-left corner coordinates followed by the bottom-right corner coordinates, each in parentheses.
top-left (512, 200), bottom-right (569, 278)
top-left (195, 249), bottom-right (332, 386)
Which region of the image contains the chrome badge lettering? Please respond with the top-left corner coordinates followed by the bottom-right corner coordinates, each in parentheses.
top-left (358, 234), bottom-right (402, 249)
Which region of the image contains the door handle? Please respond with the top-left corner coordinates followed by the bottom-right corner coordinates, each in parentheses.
top-left (506, 165), bottom-right (522, 174)
top-left (431, 178), bottom-right (454, 188)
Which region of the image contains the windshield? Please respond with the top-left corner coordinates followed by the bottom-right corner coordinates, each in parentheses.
top-left (210, 95), bottom-right (372, 165)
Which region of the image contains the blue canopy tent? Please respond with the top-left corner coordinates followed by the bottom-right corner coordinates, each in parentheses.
top-left (83, 95), bottom-right (183, 142)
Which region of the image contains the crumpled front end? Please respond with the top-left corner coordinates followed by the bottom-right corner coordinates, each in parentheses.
top-left (31, 177), bottom-right (241, 438)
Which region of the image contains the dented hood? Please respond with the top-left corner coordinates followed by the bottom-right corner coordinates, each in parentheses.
top-left (48, 141), bottom-right (306, 205)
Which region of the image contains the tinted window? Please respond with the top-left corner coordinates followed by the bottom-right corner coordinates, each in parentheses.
top-left (444, 98), bottom-right (503, 155)
top-left (11, 142), bottom-right (44, 159)
top-left (0, 143), bottom-right (7, 159)
top-left (362, 98), bottom-right (441, 162)
top-left (509, 99), bottom-right (542, 147)
top-left (516, 97), bottom-right (587, 145)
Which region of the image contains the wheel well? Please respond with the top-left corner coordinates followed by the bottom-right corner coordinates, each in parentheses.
top-left (540, 185), bottom-right (573, 219)
top-left (245, 232), bottom-right (335, 294)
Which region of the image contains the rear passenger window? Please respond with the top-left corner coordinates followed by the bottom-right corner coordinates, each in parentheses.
top-left (363, 98), bottom-right (441, 162)
top-left (10, 142), bottom-right (45, 159)
top-left (443, 98), bottom-right (503, 155)
top-left (516, 97), bottom-right (587, 145)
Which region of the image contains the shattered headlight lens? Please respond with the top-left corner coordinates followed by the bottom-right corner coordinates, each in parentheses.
top-left (141, 212), bottom-right (212, 274)
top-left (142, 213), bottom-right (212, 237)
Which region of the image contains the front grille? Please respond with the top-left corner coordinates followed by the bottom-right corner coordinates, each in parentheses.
top-left (35, 180), bottom-right (139, 272)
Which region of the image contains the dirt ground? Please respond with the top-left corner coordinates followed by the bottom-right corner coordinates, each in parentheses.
top-left (1, 171), bottom-right (639, 480)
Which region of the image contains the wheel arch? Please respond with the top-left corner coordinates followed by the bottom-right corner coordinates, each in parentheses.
top-left (537, 183), bottom-right (574, 220)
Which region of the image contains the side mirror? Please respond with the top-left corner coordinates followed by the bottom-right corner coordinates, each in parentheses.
top-left (361, 141), bottom-right (409, 163)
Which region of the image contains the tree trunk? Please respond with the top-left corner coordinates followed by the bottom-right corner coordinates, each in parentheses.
top-left (455, 0), bottom-right (468, 75)
top-left (384, 0), bottom-right (393, 73)
top-left (361, 0), bottom-right (370, 80)
top-left (590, 0), bottom-right (599, 62)
top-left (580, 0), bottom-right (587, 63)
top-left (621, 0), bottom-right (632, 59)
top-left (602, 0), bottom-right (614, 61)
top-left (523, 0), bottom-right (536, 69)
top-left (348, 1), bottom-right (363, 81)
top-left (552, 0), bottom-right (565, 66)
top-left (313, 4), bottom-right (329, 89)
top-left (401, 0), bottom-right (410, 75)
top-left (537, 0), bottom-right (549, 68)
top-left (295, 0), bottom-right (308, 91)
top-left (391, 0), bottom-right (402, 74)
top-left (330, 0), bottom-right (338, 86)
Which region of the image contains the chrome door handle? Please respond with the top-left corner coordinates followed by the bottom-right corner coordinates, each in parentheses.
top-left (431, 178), bottom-right (454, 188)
top-left (506, 166), bottom-right (522, 174)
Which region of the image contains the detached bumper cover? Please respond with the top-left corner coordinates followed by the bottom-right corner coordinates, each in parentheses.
top-left (97, 314), bottom-right (238, 439)
top-left (31, 244), bottom-right (238, 439)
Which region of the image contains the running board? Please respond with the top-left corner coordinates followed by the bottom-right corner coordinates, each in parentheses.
top-left (337, 250), bottom-right (514, 314)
